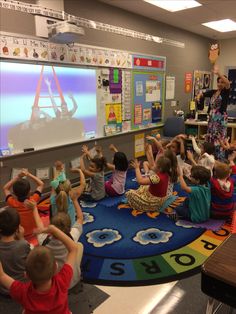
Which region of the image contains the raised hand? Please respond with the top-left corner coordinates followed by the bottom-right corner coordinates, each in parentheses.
top-left (18, 168), bottom-right (29, 178)
top-left (24, 199), bottom-right (37, 210)
top-left (130, 159), bottom-right (140, 169)
top-left (187, 150), bottom-right (194, 161)
top-left (146, 135), bottom-right (155, 142)
top-left (82, 145), bottom-right (89, 154)
top-left (212, 64), bottom-right (220, 76)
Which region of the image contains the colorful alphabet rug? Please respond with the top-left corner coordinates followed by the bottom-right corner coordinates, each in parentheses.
top-left (78, 171), bottom-right (230, 286)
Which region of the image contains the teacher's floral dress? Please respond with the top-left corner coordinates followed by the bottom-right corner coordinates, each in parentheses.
top-left (201, 88), bottom-right (229, 160)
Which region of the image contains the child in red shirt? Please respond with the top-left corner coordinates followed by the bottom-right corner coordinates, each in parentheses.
top-left (0, 224), bottom-right (78, 314)
top-left (211, 162), bottom-right (235, 218)
top-left (3, 169), bottom-right (44, 240)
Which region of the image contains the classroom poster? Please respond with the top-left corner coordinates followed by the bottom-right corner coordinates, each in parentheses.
top-left (166, 76), bottom-right (175, 99)
top-left (185, 72), bottom-right (192, 93)
top-left (136, 81), bottom-right (143, 96)
top-left (122, 120), bottom-right (131, 132)
top-left (152, 102), bottom-right (162, 123)
top-left (193, 70), bottom-right (212, 98)
top-left (143, 108), bottom-right (151, 121)
top-left (134, 133), bottom-right (145, 158)
top-left (134, 104), bottom-right (142, 125)
top-left (105, 103), bottom-right (122, 125)
top-left (145, 80), bottom-right (161, 102)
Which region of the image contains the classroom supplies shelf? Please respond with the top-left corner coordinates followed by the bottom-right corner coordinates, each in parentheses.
top-left (185, 120), bottom-right (236, 141)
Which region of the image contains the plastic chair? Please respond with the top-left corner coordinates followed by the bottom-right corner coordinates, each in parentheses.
top-left (163, 117), bottom-right (185, 138)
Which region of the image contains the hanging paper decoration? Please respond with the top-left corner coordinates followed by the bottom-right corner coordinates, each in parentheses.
top-left (208, 43), bottom-right (220, 64)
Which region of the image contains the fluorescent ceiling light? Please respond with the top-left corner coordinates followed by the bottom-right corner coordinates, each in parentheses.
top-left (202, 19), bottom-right (236, 32)
top-left (143, 0), bottom-right (202, 12)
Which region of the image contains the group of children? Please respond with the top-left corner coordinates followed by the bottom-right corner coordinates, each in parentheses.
top-left (127, 133), bottom-right (235, 223)
top-left (0, 135), bottom-right (235, 313)
top-left (0, 143), bottom-right (129, 313)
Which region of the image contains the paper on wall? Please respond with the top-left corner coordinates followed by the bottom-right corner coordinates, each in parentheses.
top-left (36, 167), bottom-right (50, 180)
top-left (166, 76), bottom-right (175, 100)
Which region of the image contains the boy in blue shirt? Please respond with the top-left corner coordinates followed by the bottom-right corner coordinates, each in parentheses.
top-left (177, 166), bottom-right (211, 223)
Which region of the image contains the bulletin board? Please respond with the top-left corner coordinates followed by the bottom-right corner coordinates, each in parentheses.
top-left (132, 71), bottom-right (164, 128)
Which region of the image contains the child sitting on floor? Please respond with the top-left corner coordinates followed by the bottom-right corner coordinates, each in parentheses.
top-left (167, 135), bottom-right (186, 168)
top-left (210, 161), bottom-right (235, 219)
top-left (53, 160), bottom-right (66, 181)
top-left (29, 197), bottom-right (84, 289)
top-left (176, 166), bottom-right (211, 223)
top-left (50, 168), bottom-right (85, 225)
top-left (79, 145), bottom-right (107, 201)
top-left (3, 169), bottom-right (44, 240)
top-left (143, 135), bottom-right (170, 175)
top-left (0, 224), bottom-right (78, 314)
top-left (126, 155), bottom-right (175, 212)
top-left (0, 207), bottom-right (30, 295)
top-left (105, 144), bottom-right (129, 196)
top-left (188, 136), bottom-right (215, 175)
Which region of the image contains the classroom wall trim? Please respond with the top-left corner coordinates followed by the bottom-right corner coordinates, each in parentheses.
top-left (0, 0), bottom-right (185, 48)
top-left (0, 31), bottom-right (167, 70)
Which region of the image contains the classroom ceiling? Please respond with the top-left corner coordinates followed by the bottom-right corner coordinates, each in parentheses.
top-left (99, 0), bottom-right (236, 40)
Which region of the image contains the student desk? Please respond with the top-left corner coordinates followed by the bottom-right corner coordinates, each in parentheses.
top-left (201, 234), bottom-right (236, 313)
top-left (185, 120), bottom-right (236, 141)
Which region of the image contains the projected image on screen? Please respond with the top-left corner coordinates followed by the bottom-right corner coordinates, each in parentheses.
top-left (0, 62), bottom-right (97, 151)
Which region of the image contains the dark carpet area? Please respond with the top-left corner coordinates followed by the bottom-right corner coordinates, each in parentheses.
top-left (0, 282), bottom-right (110, 314)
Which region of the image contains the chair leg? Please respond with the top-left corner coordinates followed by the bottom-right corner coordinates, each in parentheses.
top-left (206, 297), bottom-right (215, 314)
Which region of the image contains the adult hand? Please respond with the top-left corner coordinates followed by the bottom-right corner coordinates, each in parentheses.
top-left (212, 64), bottom-right (220, 76)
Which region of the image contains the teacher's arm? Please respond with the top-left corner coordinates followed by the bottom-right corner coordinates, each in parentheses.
top-left (213, 65), bottom-right (230, 89)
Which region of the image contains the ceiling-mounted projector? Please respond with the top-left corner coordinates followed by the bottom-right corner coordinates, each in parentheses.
top-left (48, 21), bottom-right (85, 44)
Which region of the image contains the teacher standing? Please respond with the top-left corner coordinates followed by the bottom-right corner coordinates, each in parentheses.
top-left (197, 65), bottom-right (230, 160)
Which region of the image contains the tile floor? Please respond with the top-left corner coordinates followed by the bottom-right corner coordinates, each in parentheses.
top-left (94, 274), bottom-right (236, 314)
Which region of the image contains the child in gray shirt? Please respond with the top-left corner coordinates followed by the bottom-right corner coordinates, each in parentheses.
top-left (0, 207), bottom-right (30, 295)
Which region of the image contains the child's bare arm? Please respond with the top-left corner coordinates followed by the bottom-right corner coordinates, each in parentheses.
top-left (70, 169), bottom-right (86, 197)
top-left (0, 261), bottom-right (14, 290)
top-left (190, 136), bottom-right (201, 155)
top-left (179, 139), bottom-right (186, 160)
top-left (187, 151), bottom-right (197, 166)
top-left (109, 144), bottom-right (118, 153)
top-left (24, 200), bottom-right (44, 229)
top-left (178, 168), bottom-right (191, 193)
top-left (82, 145), bottom-right (92, 160)
top-left (146, 136), bottom-right (162, 152)
top-left (3, 175), bottom-right (20, 197)
top-left (130, 159), bottom-right (151, 185)
top-left (106, 162), bottom-right (115, 170)
top-left (80, 154), bottom-right (94, 177)
top-left (145, 143), bottom-right (155, 169)
top-left (71, 195), bottom-right (83, 225)
top-left (25, 170), bottom-right (44, 193)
